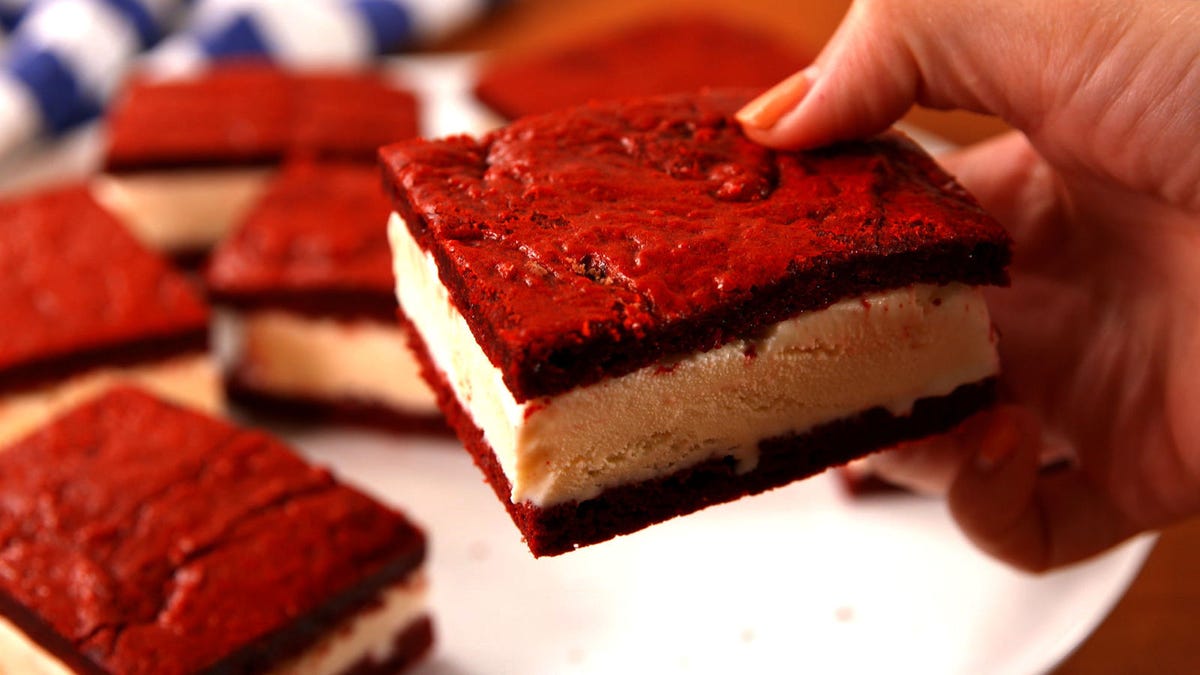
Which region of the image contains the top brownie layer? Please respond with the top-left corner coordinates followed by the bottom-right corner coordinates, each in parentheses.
top-left (205, 161), bottom-right (396, 321)
top-left (105, 64), bottom-right (419, 172)
top-left (0, 186), bottom-right (209, 395)
top-left (381, 91), bottom-right (1012, 401)
top-left (474, 16), bottom-right (812, 119)
top-left (0, 387), bottom-right (425, 675)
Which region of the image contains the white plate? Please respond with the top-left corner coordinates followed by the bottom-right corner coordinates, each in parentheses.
top-left (294, 429), bottom-right (1152, 675)
top-left (0, 54), bottom-right (1153, 675)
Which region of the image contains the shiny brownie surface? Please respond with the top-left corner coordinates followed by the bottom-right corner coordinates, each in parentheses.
top-left (380, 91), bottom-right (1011, 400)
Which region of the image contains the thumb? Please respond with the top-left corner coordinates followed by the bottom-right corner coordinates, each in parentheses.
top-left (736, 0), bottom-right (1078, 148)
top-left (736, 0), bottom-right (1200, 194)
top-left (737, 0), bottom-right (926, 149)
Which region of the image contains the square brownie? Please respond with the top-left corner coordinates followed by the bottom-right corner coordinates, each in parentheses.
top-left (0, 387), bottom-right (432, 675)
top-left (380, 90), bottom-right (1011, 556)
top-left (474, 15), bottom-right (812, 119)
top-left (206, 161), bottom-right (443, 433)
top-left (94, 64), bottom-right (420, 258)
top-left (0, 185), bottom-right (220, 447)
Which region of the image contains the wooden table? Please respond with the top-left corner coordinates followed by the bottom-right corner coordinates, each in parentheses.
top-left (432, 1), bottom-right (1199, 671)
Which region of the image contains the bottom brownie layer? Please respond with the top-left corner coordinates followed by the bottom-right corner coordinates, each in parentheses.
top-left (402, 314), bottom-right (996, 557)
top-left (226, 377), bottom-right (449, 436)
top-left (0, 611), bottom-right (433, 675)
top-left (340, 616), bottom-right (433, 675)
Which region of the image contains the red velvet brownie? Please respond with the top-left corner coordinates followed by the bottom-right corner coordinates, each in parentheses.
top-left (206, 162), bottom-right (442, 433)
top-left (95, 64), bottom-right (419, 258)
top-left (0, 387), bottom-right (432, 675)
top-left (474, 16), bottom-right (812, 119)
top-left (0, 185), bottom-right (220, 447)
top-left (381, 91), bottom-right (1011, 556)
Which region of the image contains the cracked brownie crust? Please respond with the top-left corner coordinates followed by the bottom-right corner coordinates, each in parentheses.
top-left (0, 388), bottom-right (427, 675)
top-left (380, 91), bottom-right (1011, 401)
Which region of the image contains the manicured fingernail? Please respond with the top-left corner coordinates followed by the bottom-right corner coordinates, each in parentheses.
top-left (736, 66), bottom-right (818, 130)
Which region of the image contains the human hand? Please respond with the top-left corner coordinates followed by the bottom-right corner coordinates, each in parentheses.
top-left (737, 0), bottom-right (1200, 571)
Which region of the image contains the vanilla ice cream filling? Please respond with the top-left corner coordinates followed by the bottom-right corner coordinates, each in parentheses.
top-left (0, 615), bottom-right (74, 675)
top-left (229, 310), bottom-right (438, 414)
top-left (389, 213), bottom-right (1000, 507)
top-left (92, 167), bottom-right (273, 253)
top-left (0, 572), bottom-right (428, 675)
top-left (270, 572), bottom-right (429, 674)
top-left (0, 353), bottom-right (223, 449)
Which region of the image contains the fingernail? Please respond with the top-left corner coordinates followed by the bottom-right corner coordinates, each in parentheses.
top-left (974, 414), bottom-right (1022, 472)
top-left (736, 66), bottom-right (819, 130)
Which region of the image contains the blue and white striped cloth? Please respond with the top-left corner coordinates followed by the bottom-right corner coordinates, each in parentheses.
top-left (0, 0), bottom-right (504, 156)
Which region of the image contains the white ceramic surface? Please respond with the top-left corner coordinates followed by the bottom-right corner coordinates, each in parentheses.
top-left (293, 429), bottom-right (1153, 675)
